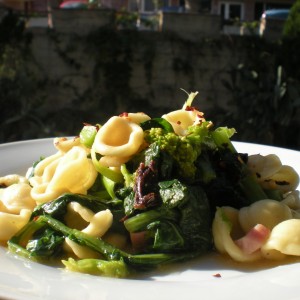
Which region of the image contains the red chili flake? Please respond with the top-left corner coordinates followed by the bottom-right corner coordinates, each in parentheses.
top-left (54, 137), bottom-right (67, 146)
top-left (119, 112), bottom-right (129, 117)
top-left (185, 105), bottom-right (195, 111)
top-left (177, 121), bottom-right (181, 125)
top-left (213, 273), bottom-right (222, 278)
top-left (33, 216), bottom-right (40, 221)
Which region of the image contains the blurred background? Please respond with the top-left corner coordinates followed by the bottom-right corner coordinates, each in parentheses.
top-left (0, 0), bottom-right (299, 150)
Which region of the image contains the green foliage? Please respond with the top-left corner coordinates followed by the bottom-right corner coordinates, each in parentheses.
top-left (215, 36), bottom-right (300, 150)
top-left (0, 10), bottom-right (27, 48)
top-left (0, 12), bottom-right (48, 142)
top-left (116, 11), bottom-right (138, 30)
top-left (283, 0), bottom-right (300, 38)
top-left (220, 62), bottom-right (300, 148)
top-left (241, 20), bottom-right (259, 35)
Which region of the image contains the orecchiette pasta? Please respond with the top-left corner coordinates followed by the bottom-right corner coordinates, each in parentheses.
top-left (261, 219), bottom-right (300, 260)
top-left (0, 174), bottom-right (28, 187)
top-left (47, 146), bottom-right (97, 194)
top-left (162, 92), bottom-right (206, 136)
top-left (54, 136), bottom-right (82, 153)
top-left (213, 190), bottom-right (300, 262)
top-left (264, 165), bottom-right (299, 192)
top-left (82, 209), bottom-right (113, 237)
top-left (1, 183), bottom-right (36, 213)
top-left (119, 112), bottom-right (151, 124)
top-left (0, 209), bottom-right (32, 241)
top-left (0, 182), bottom-right (35, 242)
top-left (238, 199), bottom-right (293, 233)
top-left (30, 146), bottom-right (97, 204)
top-left (30, 151), bottom-right (63, 179)
top-left (65, 201), bottom-right (94, 229)
top-left (99, 155), bottom-right (131, 168)
top-left (64, 202), bottom-right (113, 259)
top-left (212, 207), bottom-right (262, 262)
top-left (281, 191), bottom-right (300, 218)
top-left (162, 109), bottom-right (206, 136)
top-left (247, 154), bottom-right (299, 192)
top-left (64, 237), bottom-right (101, 259)
top-left (247, 154), bottom-right (282, 180)
top-left (65, 202), bottom-right (113, 237)
top-left (92, 116), bottom-right (145, 167)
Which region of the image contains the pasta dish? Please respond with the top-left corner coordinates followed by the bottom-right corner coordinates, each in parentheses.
top-left (0, 92), bottom-right (299, 278)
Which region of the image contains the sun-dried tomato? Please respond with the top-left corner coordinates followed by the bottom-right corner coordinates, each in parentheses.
top-left (133, 161), bottom-right (161, 210)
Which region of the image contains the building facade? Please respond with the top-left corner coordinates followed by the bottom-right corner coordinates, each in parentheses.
top-left (0, 0), bottom-right (295, 22)
top-left (210, 0), bottom-right (295, 22)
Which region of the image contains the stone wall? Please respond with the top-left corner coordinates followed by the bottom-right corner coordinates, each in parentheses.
top-left (28, 31), bottom-right (241, 120)
top-left (4, 9), bottom-right (299, 149)
top-left (27, 11), bottom-right (243, 123)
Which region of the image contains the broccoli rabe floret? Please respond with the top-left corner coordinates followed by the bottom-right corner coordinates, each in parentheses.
top-left (144, 124), bottom-right (210, 181)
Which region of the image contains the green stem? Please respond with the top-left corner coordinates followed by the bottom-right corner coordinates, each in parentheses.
top-left (91, 149), bottom-right (124, 183)
top-left (36, 215), bottom-right (201, 268)
top-left (8, 219), bottom-right (46, 260)
top-left (211, 127), bottom-right (237, 153)
top-left (239, 175), bottom-right (269, 203)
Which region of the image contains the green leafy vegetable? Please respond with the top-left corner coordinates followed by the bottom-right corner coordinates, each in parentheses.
top-left (143, 121), bottom-right (212, 182)
top-left (62, 258), bottom-right (129, 277)
top-left (26, 228), bottom-right (64, 257)
top-left (8, 215), bottom-right (207, 274)
top-left (141, 117), bottom-right (174, 133)
top-left (79, 124), bottom-right (98, 148)
top-left (31, 193), bottom-right (122, 221)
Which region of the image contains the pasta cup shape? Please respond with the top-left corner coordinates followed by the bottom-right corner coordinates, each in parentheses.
top-left (54, 136), bottom-right (82, 153)
top-left (1, 183), bottom-right (36, 214)
top-left (247, 154), bottom-right (299, 192)
top-left (162, 108), bottom-right (205, 136)
top-left (262, 165), bottom-right (299, 192)
top-left (99, 155), bottom-right (131, 168)
top-left (238, 199), bottom-right (293, 233)
top-left (0, 174), bottom-right (28, 186)
top-left (247, 154), bottom-right (282, 181)
top-left (261, 219), bottom-right (300, 260)
top-left (31, 146), bottom-right (97, 204)
top-left (64, 237), bottom-right (101, 259)
top-left (47, 146), bottom-right (97, 194)
top-left (93, 116), bottom-right (144, 157)
top-left (213, 207), bottom-right (262, 262)
top-left (0, 209), bottom-right (32, 242)
top-left (120, 112), bottom-right (151, 124)
top-left (64, 203), bottom-right (113, 259)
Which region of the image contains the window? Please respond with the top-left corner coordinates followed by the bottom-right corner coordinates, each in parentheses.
top-left (139, 0), bottom-right (172, 12)
top-left (143, 0), bottom-right (155, 12)
top-left (220, 2), bottom-right (244, 21)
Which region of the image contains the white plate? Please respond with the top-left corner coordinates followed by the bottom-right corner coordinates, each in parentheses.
top-left (0, 139), bottom-right (300, 300)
